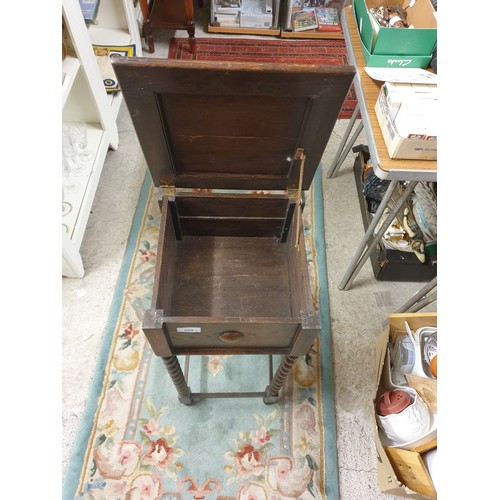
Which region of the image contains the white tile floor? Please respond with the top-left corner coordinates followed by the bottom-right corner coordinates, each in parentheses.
top-left (62, 5), bottom-right (439, 498)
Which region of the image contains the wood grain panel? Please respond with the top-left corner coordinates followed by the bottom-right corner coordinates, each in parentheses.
top-left (175, 192), bottom-right (289, 217)
top-left (179, 218), bottom-right (285, 237)
top-left (152, 196), bottom-right (177, 311)
top-left (112, 58), bottom-right (355, 190)
top-left (167, 235), bottom-right (291, 318)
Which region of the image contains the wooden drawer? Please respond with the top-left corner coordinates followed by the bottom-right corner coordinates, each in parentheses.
top-left (163, 319), bottom-right (302, 353)
top-left (143, 191), bottom-right (320, 358)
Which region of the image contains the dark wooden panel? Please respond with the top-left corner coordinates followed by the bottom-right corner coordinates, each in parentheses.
top-left (150, 0), bottom-right (190, 26)
top-left (159, 93), bottom-right (300, 176)
top-left (179, 218), bottom-right (285, 237)
top-left (175, 192), bottom-right (289, 218)
top-left (169, 346), bottom-right (291, 356)
top-left (161, 94), bottom-right (302, 138)
top-left (112, 58), bottom-right (356, 190)
top-left (142, 309), bottom-right (172, 358)
top-left (152, 197), bottom-right (178, 311)
top-left (166, 235), bottom-right (291, 317)
top-left (286, 205), bottom-right (308, 317)
top-left (285, 205), bottom-right (322, 355)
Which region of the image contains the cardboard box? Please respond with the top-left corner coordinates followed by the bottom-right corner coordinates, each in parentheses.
top-left (354, 0), bottom-right (437, 55)
top-left (375, 83), bottom-right (437, 160)
top-left (382, 81), bottom-right (437, 121)
top-left (353, 0), bottom-right (436, 68)
top-left (374, 312), bottom-right (438, 499)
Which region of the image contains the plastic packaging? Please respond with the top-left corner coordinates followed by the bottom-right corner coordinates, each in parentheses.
top-left (390, 335), bottom-right (415, 386)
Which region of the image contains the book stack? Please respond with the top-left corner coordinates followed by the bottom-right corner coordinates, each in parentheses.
top-left (286, 0), bottom-right (341, 32)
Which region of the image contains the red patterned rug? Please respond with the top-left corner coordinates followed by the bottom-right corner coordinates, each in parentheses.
top-left (168, 37), bottom-right (357, 119)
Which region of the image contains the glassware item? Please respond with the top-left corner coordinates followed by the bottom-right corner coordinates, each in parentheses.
top-left (68, 121), bottom-right (87, 149)
top-left (62, 202), bottom-right (72, 216)
top-left (62, 148), bottom-right (81, 194)
top-left (66, 154), bottom-right (91, 177)
top-left (62, 124), bottom-right (92, 178)
top-left (62, 121), bottom-right (95, 163)
top-left (62, 122), bottom-right (77, 159)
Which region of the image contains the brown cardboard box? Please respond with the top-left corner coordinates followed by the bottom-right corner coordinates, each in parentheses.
top-left (374, 313), bottom-right (437, 499)
top-left (375, 84), bottom-right (437, 161)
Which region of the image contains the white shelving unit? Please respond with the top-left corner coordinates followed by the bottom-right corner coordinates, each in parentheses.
top-left (62, 0), bottom-right (142, 278)
top-left (87, 0), bottom-right (143, 119)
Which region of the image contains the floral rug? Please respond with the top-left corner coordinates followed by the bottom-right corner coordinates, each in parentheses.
top-left (63, 170), bottom-right (339, 499)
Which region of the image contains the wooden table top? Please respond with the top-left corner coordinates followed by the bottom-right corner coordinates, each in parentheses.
top-left (343, 6), bottom-right (437, 181)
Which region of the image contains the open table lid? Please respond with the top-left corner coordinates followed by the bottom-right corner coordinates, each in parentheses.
top-left (113, 58), bottom-right (355, 191)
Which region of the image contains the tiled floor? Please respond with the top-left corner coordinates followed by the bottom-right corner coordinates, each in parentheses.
top-left (62, 5), bottom-right (437, 498)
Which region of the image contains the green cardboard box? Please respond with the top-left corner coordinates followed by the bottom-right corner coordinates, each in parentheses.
top-left (353, 0), bottom-right (436, 68)
top-left (356, 28), bottom-right (433, 68)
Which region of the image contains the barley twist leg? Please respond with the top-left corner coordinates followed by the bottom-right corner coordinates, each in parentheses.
top-left (264, 355), bottom-right (298, 404)
top-left (162, 356), bottom-right (193, 405)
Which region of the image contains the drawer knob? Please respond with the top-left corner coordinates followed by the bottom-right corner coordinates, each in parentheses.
top-left (218, 331), bottom-right (244, 343)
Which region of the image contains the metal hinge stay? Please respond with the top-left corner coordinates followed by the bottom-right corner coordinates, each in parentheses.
top-left (158, 185), bottom-right (176, 200)
top-left (294, 148), bottom-right (306, 248)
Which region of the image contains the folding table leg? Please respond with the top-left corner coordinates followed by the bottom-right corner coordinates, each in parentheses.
top-left (396, 277), bottom-right (438, 313)
top-left (327, 103), bottom-right (362, 178)
top-left (339, 180), bottom-right (418, 290)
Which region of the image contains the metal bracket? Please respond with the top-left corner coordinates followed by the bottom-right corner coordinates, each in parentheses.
top-left (294, 148), bottom-right (306, 248)
top-left (158, 185), bottom-right (175, 199)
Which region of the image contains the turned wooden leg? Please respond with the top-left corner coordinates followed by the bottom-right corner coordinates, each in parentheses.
top-left (142, 19), bottom-right (155, 54)
top-left (264, 355), bottom-right (298, 404)
top-left (186, 24), bottom-right (196, 55)
top-left (162, 356), bottom-right (193, 405)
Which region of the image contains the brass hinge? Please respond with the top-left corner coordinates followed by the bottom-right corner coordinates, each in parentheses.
top-left (158, 185), bottom-right (175, 199)
top-left (294, 148), bottom-right (306, 248)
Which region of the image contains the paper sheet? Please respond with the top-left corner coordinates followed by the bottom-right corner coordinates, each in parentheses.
top-left (364, 67), bottom-right (437, 85)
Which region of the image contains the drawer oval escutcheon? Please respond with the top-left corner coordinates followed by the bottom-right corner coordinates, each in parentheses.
top-left (218, 331), bottom-right (245, 343)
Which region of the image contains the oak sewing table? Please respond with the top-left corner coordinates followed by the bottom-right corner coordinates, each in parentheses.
top-left (113, 57), bottom-right (355, 404)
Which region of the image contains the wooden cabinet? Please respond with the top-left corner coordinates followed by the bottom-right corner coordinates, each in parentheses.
top-left (140, 0), bottom-right (196, 53)
top-left (113, 57), bottom-right (356, 404)
top-left (62, 0), bottom-right (141, 278)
